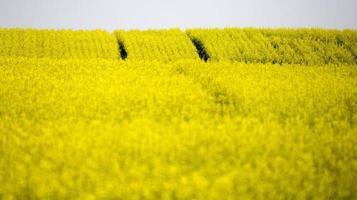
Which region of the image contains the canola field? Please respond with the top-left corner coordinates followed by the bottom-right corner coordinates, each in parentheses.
top-left (0, 28), bottom-right (356, 199)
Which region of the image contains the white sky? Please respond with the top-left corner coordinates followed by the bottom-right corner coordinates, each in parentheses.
top-left (0, 0), bottom-right (356, 30)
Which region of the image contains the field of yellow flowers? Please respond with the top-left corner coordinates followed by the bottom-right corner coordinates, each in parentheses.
top-left (0, 28), bottom-right (356, 199)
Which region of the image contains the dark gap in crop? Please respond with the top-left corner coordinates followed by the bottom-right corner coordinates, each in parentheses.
top-left (336, 36), bottom-right (357, 64)
top-left (118, 41), bottom-right (127, 60)
top-left (336, 36), bottom-right (344, 47)
top-left (190, 37), bottom-right (210, 62)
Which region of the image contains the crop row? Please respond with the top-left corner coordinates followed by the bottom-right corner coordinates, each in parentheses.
top-left (188, 28), bottom-right (357, 64)
top-left (0, 29), bottom-right (119, 60)
top-left (0, 28), bottom-right (356, 64)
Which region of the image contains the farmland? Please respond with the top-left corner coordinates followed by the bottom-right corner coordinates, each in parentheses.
top-left (0, 28), bottom-right (356, 199)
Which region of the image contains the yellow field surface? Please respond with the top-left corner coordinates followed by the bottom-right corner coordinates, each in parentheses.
top-left (0, 28), bottom-right (356, 199)
top-left (0, 29), bottom-right (119, 60)
top-left (115, 29), bottom-right (199, 62)
top-left (187, 28), bottom-right (357, 64)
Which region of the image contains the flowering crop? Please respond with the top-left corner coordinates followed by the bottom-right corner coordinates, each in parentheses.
top-left (0, 28), bottom-right (356, 199)
top-left (187, 28), bottom-right (357, 64)
top-left (115, 29), bottom-right (199, 62)
top-left (0, 29), bottom-right (119, 60)
top-left (0, 57), bottom-right (356, 199)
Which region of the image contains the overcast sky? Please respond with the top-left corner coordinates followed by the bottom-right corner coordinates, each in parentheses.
top-left (0, 0), bottom-right (356, 30)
